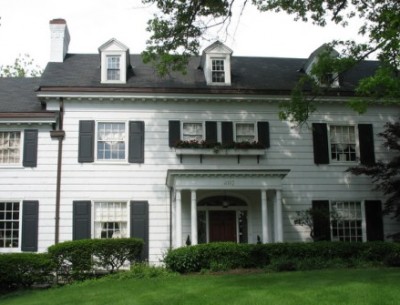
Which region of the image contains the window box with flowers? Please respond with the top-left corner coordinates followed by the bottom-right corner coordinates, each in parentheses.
top-left (174, 140), bottom-right (266, 163)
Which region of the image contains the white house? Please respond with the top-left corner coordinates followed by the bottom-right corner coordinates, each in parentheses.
top-left (0, 19), bottom-right (399, 263)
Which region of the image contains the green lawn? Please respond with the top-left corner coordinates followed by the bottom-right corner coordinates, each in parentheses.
top-left (1, 268), bottom-right (400, 305)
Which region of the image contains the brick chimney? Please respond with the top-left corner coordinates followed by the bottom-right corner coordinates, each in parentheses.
top-left (49, 19), bottom-right (70, 62)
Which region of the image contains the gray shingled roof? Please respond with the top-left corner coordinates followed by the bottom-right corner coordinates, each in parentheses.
top-left (0, 78), bottom-right (44, 112)
top-left (40, 54), bottom-right (380, 94)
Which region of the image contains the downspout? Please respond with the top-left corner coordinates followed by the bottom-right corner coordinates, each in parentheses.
top-left (50, 98), bottom-right (65, 244)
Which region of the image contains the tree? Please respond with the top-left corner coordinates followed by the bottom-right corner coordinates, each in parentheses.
top-left (0, 54), bottom-right (42, 77)
top-left (347, 119), bottom-right (400, 225)
top-left (142, 0), bottom-right (400, 125)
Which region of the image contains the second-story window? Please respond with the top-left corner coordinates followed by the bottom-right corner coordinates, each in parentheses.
top-left (182, 123), bottom-right (203, 141)
top-left (235, 123), bottom-right (255, 142)
top-left (211, 59), bottom-right (225, 83)
top-left (97, 122), bottom-right (126, 161)
top-left (107, 56), bottom-right (120, 81)
top-left (330, 125), bottom-right (356, 162)
top-left (0, 131), bottom-right (21, 165)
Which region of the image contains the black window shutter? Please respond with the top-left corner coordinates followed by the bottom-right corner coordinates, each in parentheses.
top-left (205, 121), bottom-right (218, 143)
top-left (312, 200), bottom-right (331, 241)
top-left (365, 200), bottom-right (384, 241)
top-left (23, 129), bottom-right (38, 167)
top-left (169, 121), bottom-right (180, 147)
top-left (257, 122), bottom-right (270, 148)
top-left (73, 201), bottom-right (91, 240)
top-left (78, 121), bottom-right (95, 163)
top-left (129, 121), bottom-right (145, 163)
top-left (312, 123), bottom-right (329, 164)
top-left (221, 122), bottom-right (233, 145)
top-left (21, 200), bottom-right (39, 252)
top-left (358, 124), bottom-right (375, 165)
top-left (130, 201), bottom-right (149, 261)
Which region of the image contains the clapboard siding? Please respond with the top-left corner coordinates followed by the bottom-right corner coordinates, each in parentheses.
top-left (3, 97), bottom-right (399, 261)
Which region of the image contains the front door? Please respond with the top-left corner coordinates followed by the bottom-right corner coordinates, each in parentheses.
top-left (209, 211), bottom-right (236, 242)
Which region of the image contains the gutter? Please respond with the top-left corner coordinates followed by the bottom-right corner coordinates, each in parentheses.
top-left (50, 98), bottom-right (65, 244)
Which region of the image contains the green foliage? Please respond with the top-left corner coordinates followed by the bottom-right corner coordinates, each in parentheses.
top-left (48, 238), bottom-right (143, 281)
top-left (0, 54), bottom-right (42, 77)
top-left (164, 242), bottom-right (400, 273)
top-left (0, 253), bottom-right (54, 292)
top-left (107, 262), bottom-right (177, 280)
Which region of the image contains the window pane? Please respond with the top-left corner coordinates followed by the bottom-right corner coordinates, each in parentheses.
top-left (94, 202), bottom-right (128, 239)
top-left (107, 56), bottom-right (121, 80)
top-left (182, 123), bottom-right (203, 141)
top-left (97, 123), bottom-right (126, 160)
top-left (0, 132), bottom-right (21, 164)
top-left (236, 123), bottom-right (255, 142)
top-left (331, 201), bottom-right (362, 242)
top-left (330, 126), bottom-right (356, 162)
top-left (212, 59), bottom-right (225, 83)
top-left (0, 202), bottom-right (19, 248)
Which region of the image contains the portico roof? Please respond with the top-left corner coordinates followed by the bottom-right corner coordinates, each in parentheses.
top-left (166, 169), bottom-right (290, 190)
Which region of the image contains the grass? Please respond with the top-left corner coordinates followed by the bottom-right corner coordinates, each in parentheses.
top-left (1, 268), bottom-right (399, 305)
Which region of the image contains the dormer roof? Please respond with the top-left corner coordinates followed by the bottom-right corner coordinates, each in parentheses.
top-left (98, 38), bottom-right (130, 53)
top-left (303, 43), bottom-right (339, 74)
top-left (200, 40), bottom-right (233, 68)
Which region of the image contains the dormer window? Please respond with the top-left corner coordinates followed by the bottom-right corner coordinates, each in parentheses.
top-left (98, 38), bottom-right (130, 84)
top-left (107, 56), bottom-right (121, 81)
top-left (303, 44), bottom-right (340, 88)
top-left (200, 41), bottom-right (233, 86)
top-left (212, 59), bottom-right (225, 83)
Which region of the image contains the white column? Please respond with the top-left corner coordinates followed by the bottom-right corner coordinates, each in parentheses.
top-left (274, 189), bottom-right (283, 242)
top-left (261, 190), bottom-right (269, 243)
top-left (191, 190), bottom-right (198, 245)
top-left (176, 190), bottom-right (182, 247)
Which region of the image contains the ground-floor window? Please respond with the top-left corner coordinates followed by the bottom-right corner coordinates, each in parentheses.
top-left (0, 202), bottom-right (20, 248)
top-left (331, 201), bottom-right (363, 242)
top-left (94, 201), bottom-right (128, 238)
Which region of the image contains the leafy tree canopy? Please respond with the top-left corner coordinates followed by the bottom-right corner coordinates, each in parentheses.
top-left (143, 0), bottom-right (400, 125)
top-left (0, 54), bottom-right (42, 78)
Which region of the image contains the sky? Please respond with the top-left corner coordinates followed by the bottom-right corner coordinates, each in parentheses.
top-left (0, 0), bottom-right (367, 70)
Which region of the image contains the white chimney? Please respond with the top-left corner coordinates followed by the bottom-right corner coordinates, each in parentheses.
top-left (49, 19), bottom-right (70, 62)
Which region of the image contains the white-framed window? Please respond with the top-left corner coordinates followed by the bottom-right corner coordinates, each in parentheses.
top-left (107, 55), bottom-right (121, 81)
top-left (182, 122), bottom-right (204, 141)
top-left (211, 59), bottom-right (225, 83)
top-left (329, 125), bottom-right (357, 162)
top-left (0, 131), bottom-right (21, 165)
top-left (96, 122), bottom-right (127, 161)
top-left (0, 202), bottom-right (20, 248)
top-left (235, 123), bottom-right (256, 142)
top-left (331, 201), bottom-right (363, 242)
top-left (93, 201), bottom-right (128, 239)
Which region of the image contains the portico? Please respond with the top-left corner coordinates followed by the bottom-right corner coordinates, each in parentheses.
top-left (166, 169), bottom-right (290, 247)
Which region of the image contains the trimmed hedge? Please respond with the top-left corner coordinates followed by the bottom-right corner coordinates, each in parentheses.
top-left (48, 238), bottom-right (143, 281)
top-left (0, 253), bottom-right (54, 291)
top-left (164, 242), bottom-right (400, 273)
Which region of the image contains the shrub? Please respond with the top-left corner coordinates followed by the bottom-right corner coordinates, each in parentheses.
top-left (0, 253), bottom-right (54, 291)
top-left (92, 238), bottom-right (143, 273)
top-left (109, 262), bottom-right (177, 280)
top-left (48, 238), bottom-right (143, 281)
top-left (164, 242), bottom-right (400, 273)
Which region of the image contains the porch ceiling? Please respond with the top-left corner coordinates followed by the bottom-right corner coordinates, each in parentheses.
top-left (166, 169), bottom-right (290, 191)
